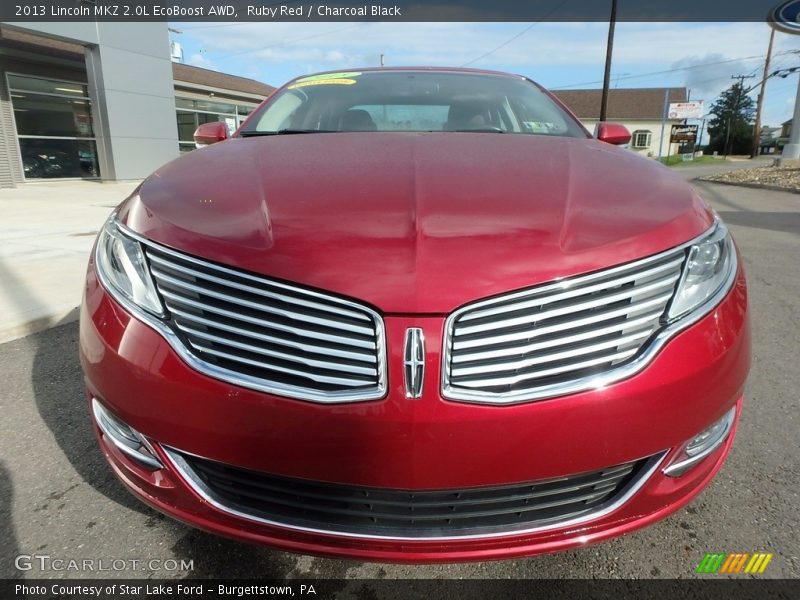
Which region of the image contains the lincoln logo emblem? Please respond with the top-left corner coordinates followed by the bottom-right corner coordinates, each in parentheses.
top-left (403, 328), bottom-right (425, 398)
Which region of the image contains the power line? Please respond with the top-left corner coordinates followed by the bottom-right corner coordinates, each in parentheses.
top-left (460, 0), bottom-right (570, 68)
top-left (550, 51), bottom-right (797, 90)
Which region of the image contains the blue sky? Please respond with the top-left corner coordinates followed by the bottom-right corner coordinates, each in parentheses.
top-left (171, 21), bottom-right (800, 127)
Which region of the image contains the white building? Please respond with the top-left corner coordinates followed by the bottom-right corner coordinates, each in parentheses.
top-left (552, 88), bottom-right (689, 158)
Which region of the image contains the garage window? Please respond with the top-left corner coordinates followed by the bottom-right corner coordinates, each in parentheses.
top-left (7, 73), bottom-right (99, 179)
top-left (632, 130), bottom-right (652, 149)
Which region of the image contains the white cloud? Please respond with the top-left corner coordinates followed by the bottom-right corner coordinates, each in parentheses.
top-left (187, 52), bottom-right (218, 71)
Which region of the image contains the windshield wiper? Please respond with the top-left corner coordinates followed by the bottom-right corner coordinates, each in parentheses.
top-left (239, 129), bottom-right (334, 137)
top-left (451, 127), bottom-right (507, 133)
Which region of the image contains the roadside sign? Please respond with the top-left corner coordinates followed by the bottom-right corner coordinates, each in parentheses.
top-left (769, 0), bottom-right (800, 34)
top-left (670, 124), bottom-right (699, 143)
top-left (668, 101), bottom-right (704, 119)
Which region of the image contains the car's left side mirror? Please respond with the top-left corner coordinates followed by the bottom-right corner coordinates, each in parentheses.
top-left (595, 122), bottom-right (631, 146)
top-left (193, 122), bottom-right (229, 148)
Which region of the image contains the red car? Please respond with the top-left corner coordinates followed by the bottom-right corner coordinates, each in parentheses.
top-left (80, 68), bottom-right (749, 562)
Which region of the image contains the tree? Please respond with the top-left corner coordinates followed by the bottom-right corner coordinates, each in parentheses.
top-left (706, 82), bottom-right (756, 156)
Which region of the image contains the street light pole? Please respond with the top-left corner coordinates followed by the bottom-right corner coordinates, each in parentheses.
top-left (599, 0), bottom-right (618, 122)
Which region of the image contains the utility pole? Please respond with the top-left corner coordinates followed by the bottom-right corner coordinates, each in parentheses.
top-left (724, 74), bottom-right (755, 157)
top-left (751, 28), bottom-right (775, 158)
top-left (599, 0), bottom-right (618, 122)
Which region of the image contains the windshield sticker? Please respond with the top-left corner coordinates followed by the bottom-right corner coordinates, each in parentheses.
top-left (294, 72), bottom-right (362, 83)
top-left (288, 79), bottom-right (358, 89)
top-left (523, 121), bottom-right (558, 134)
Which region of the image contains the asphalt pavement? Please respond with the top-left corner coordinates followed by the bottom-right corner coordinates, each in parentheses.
top-left (0, 166), bottom-right (798, 581)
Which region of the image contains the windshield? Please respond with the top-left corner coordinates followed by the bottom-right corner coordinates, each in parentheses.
top-left (240, 71), bottom-right (588, 137)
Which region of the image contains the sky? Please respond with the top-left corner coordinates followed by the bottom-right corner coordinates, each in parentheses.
top-left (170, 21), bottom-right (800, 128)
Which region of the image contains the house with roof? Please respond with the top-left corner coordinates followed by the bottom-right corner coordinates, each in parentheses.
top-left (552, 88), bottom-right (690, 159)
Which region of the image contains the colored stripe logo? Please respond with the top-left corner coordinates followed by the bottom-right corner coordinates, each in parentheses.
top-left (697, 553), bottom-right (773, 574)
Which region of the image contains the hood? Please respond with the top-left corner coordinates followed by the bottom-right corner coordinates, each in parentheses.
top-left (121, 133), bottom-right (713, 314)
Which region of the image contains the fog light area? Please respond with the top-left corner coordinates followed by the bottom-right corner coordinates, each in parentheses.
top-left (92, 398), bottom-right (163, 470)
top-left (663, 407), bottom-right (736, 477)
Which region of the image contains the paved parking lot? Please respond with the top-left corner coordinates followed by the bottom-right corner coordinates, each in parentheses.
top-left (0, 174), bottom-right (798, 580)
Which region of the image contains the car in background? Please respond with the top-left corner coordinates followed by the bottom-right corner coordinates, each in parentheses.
top-left (80, 68), bottom-right (749, 561)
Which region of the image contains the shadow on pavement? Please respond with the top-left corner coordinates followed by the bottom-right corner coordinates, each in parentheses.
top-left (31, 318), bottom-right (149, 516)
top-left (0, 462), bottom-right (22, 579)
top-left (716, 211), bottom-right (800, 238)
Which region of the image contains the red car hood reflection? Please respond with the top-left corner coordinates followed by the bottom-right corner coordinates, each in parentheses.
top-left (121, 133), bottom-right (713, 314)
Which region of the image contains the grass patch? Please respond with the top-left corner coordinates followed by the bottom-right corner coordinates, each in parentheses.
top-left (659, 155), bottom-right (727, 167)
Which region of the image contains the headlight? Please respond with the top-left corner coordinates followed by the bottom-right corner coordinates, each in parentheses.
top-left (668, 220), bottom-right (736, 321)
top-left (95, 216), bottom-right (164, 316)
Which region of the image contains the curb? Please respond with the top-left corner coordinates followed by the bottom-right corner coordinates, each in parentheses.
top-left (0, 306), bottom-right (80, 345)
top-left (695, 178), bottom-right (800, 195)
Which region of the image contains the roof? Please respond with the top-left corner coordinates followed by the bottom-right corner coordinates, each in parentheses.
top-left (551, 88), bottom-right (688, 120)
top-left (172, 63), bottom-right (275, 97)
top-left (0, 27), bottom-right (83, 62)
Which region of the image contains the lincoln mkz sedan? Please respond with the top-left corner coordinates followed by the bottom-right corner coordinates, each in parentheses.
top-left (80, 68), bottom-right (749, 562)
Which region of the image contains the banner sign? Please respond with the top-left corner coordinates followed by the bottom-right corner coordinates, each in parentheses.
top-left (668, 101), bottom-right (705, 119)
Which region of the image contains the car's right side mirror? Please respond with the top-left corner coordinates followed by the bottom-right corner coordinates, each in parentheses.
top-left (194, 122), bottom-right (229, 148)
top-left (595, 122), bottom-right (631, 146)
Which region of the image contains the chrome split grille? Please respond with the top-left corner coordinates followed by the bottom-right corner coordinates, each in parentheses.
top-left (168, 449), bottom-right (658, 539)
top-left (443, 249), bottom-right (686, 403)
top-left (143, 244), bottom-right (385, 401)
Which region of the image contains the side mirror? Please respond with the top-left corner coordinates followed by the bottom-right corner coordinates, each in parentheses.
top-left (193, 122), bottom-right (229, 147)
top-left (595, 122), bottom-right (631, 146)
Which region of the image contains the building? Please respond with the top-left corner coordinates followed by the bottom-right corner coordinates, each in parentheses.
top-left (0, 23), bottom-right (274, 188)
top-left (552, 87), bottom-right (689, 158)
top-left (758, 125), bottom-right (782, 155)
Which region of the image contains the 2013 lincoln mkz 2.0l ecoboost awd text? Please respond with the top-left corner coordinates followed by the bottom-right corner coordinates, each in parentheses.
top-left (80, 68), bottom-right (750, 562)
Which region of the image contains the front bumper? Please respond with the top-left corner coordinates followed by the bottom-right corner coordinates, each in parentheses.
top-left (79, 259), bottom-right (750, 562)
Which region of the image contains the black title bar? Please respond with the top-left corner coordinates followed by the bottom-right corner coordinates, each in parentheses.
top-left (0, 0), bottom-right (793, 22)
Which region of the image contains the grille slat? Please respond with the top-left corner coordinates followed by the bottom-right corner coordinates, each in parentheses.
top-left (454, 275), bottom-right (680, 337)
top-left (143, 245), bottom-right (385, 401)
top-left (191, 458), bottom-right (634, 510)
top-left (186, 333), bottom-right (377, 388)
top-left (174, 451), bottom-right (653, 538)
top-left (450, 329), bottom-right (652, 378)
top-left (444, 249), bottom-right (685, 402)
top-left (169, 307), bottom-right (377, 363)
top-left (151, 267), bottom-right (375, 337)
top-left (460, 255), bottom-right (684, 323)
top-left (452, 313), bottom-right (658, 363)
top-left (158, 290), bottom-right (376, 350)
top-left (177, 325), bottom-right (379, 376)
top-left (452, 294), bottom-right (670, 351)
top-left (147, 251), bottom-right (372, 322)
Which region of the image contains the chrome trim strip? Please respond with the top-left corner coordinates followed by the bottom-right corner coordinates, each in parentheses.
top-left (92, 399), bottom-right (163, 470)
top-left (663, 407), bottom-right (736, 477)
top-left (442, 219), bottom-right (737, 405)
top-left (96, 222), bottom-right (387, 403)
top-left (163, 446), bottom-right (668, 541)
